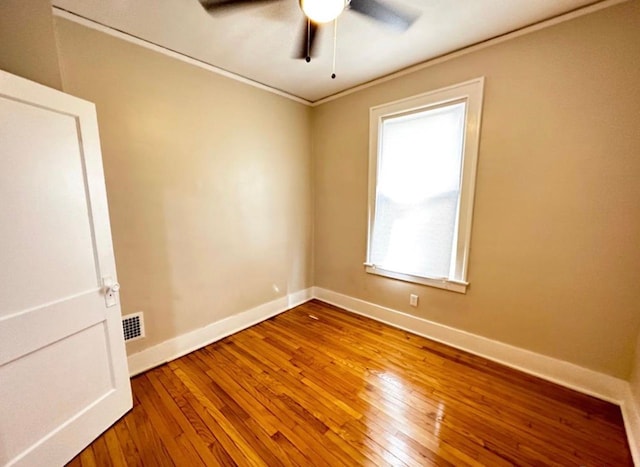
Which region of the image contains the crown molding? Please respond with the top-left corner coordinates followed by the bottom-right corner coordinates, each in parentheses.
top-left (311, 0), bottom-right (629, 106)
top-left (52, 8), bottom-right (313, 106)
top-left (53, 0), bottom-right (628, 107)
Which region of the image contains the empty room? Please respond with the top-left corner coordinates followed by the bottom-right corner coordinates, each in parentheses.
top-left (1, 0), bottom-right (639, 465)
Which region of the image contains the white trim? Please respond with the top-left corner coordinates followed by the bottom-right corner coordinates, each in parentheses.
top-left (287, 288), bottom-right (313, 308)
top-left (365, 265), bottom-right (467, 293)
top-left (621, 387), bottom-right (640, 465)
top-left (52, 8), bottom-right (312, 106)
top-left (126, 288), bottom-right (312, 376)
top-left (311, 0), bottom-right (630, 106)
top-left (312, 287), bottom-right (627, 404)
top-left (366, 78), bottom-right (483, 292)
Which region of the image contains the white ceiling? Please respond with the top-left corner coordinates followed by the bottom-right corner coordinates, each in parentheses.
top-left (52, 0), bottom-right (601, 102)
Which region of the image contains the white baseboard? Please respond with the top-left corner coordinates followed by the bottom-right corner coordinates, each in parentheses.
top-left (621, 388), bottom-right (640, 465)
top-left (126, 288), bottom-right (312, 376)
top-left (312, 287), bottom-right (627, 403)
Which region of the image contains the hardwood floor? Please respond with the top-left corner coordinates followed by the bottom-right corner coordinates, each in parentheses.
top-left (68, 300), bottom-right (632, 466)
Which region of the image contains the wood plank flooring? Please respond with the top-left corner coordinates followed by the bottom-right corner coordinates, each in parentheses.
top-left (68, 300), bottom-right (632, 466)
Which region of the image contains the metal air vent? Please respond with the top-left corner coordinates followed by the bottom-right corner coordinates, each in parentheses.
top-left (122, 312), bottom-right (145, 342)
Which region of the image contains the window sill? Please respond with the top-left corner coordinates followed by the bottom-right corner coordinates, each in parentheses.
top-left (364, 264), bottom-right (468, 294)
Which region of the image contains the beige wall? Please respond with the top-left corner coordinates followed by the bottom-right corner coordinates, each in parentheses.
top-left (54, 19), bottom-right (313, 354)
top-left (2, 2), bottom-right (638, 378)
top-left (0, 0), bottom-right (61, 90)
top-left (312, 1), bottom-right (640, 379)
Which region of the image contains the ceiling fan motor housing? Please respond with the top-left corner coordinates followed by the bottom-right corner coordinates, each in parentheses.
top-left (299, 0), bottom-right (347, 23)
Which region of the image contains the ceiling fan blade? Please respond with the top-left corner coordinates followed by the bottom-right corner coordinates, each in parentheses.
top-left (296, 20), bottom-right (319, 60)
top-left (348, 0), bottom-right (419, 31)
top-left (199, 0), bottom-right (281, 12)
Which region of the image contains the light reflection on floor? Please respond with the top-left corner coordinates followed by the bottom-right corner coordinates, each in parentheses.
top-left (361, 368), bottom-right (449, 464)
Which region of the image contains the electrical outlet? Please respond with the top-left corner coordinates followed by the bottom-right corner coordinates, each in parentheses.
top-left (409, 294), bottom-right (419, 307)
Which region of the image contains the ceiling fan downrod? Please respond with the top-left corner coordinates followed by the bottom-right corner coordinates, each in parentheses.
top-left (306, 19), bottom-right (311, 62)
top-left (331, 17), bottom-right (337, 79)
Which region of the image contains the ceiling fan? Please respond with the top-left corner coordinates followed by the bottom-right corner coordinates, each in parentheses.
top-left (199, 0), bottom-right (419, 67)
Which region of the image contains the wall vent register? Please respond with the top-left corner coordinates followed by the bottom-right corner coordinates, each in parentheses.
top-left (122, 312), bottom-right (145, 342)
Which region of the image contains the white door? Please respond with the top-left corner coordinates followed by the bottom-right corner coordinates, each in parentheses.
top-left (0, 70), bottom-right (132, 466)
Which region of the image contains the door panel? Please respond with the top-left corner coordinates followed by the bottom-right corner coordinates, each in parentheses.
top-left (0, 70), bottom-right (132, 467)
top-left (0, 96), bottom-right (98, 315)
top-left (0, 289), bottom-right (102, 366)
top-left (0, 323), bottom-right (113, 464)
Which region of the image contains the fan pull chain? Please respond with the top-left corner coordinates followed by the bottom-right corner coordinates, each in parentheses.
top-left (331, 17), bottom-right (338, 79)
top-left (306, 19), bottom-right (311, 63)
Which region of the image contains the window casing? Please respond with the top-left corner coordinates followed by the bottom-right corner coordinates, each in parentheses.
top-left (365, 78), bottom-right (484, 293)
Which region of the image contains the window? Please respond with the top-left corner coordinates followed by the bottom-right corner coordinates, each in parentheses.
top-left (365, 79), bottom-right (484, 293)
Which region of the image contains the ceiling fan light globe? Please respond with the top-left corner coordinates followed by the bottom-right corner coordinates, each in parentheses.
top-left (301, 0), bottom-right (345, 23)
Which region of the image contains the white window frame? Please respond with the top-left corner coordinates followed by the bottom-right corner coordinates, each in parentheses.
top-left (365, 78), bottom-right (484, 294)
